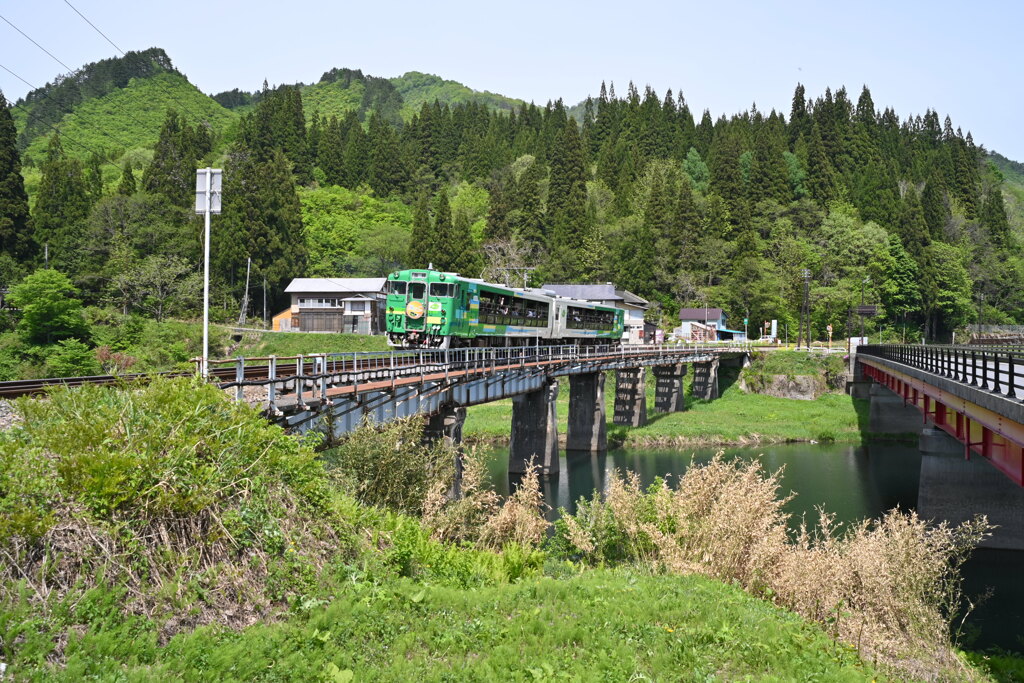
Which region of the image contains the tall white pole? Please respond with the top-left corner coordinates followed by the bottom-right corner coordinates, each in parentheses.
top-left (202, 167), bottom-right (211, 378)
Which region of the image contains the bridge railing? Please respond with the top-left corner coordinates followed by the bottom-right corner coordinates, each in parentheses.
top-left (859, 344), bottom-right (1024, 400)
top-left (208, 342), bottom-right (748, 406)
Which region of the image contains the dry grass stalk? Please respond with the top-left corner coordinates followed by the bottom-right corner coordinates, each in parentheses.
top-left (557, 453), bottom-right (991, 681)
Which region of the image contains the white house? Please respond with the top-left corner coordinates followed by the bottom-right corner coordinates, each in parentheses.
top-left (275, 278), bottom-right (387, 334)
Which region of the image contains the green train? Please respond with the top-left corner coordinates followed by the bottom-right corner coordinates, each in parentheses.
top-left (385, 268), bottom-right (625, 348)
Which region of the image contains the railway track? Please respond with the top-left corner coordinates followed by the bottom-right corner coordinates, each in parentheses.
top-left (0, 354), bottom-right (425, 399)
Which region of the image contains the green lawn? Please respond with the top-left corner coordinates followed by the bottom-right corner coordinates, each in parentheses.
top-left (464, 365), bottom-right (866, 446)
top-left (43, 570), bottom-right (874, 682)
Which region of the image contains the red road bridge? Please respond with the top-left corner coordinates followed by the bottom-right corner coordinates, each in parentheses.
top-left (208, 343), bottom-right (750, 475)
top-left (855, 344), bottom-right (1024, 548)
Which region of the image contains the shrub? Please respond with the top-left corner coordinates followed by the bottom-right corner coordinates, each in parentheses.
top-left (553, 454), bottom-right (990, 680)
top-left (44, 338), bottom-right (103, 377)
top-left (0, 377), bottom-right (359, 640)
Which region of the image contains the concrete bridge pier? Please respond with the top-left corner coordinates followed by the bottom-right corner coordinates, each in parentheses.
top-left (868, 382), bottom-right (1024, 549)
top-left (918, 444), bottom-right (1024, 550)
top-left (653, 364), bottom-right (687, 413)
top-left (566, 372), bottom-right (607, 453)
top-left (509, 379), bottom-right (560, 475)
top-left (613, 368), bottom-right (647, 427)
top-left (867, 382), bottom-right (921, 434)
top-left (424, 405), bottom-right (467, 499)
top-left (691, 359), bottom-right (720, 400)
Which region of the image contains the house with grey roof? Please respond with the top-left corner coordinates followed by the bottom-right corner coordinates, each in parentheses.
top-left (542, 283), bottom-right (652, 343)
top-left (275, 278), bottom-right (387, 334)
top-left (675, 307), bottom-right (746, 341)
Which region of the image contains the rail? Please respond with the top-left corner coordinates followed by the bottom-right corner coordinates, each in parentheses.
top-left (859, 344), bottom-right (1024, 401)
top-left (208, 342), bottom-right (747, 404)
top-left (0, 342), bottom-right (748, 402)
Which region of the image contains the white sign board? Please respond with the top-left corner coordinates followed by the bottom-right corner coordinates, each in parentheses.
top-left (849, 336), bottom-right (868, 348)
top-left (195, 168), bottom-right (223, 214)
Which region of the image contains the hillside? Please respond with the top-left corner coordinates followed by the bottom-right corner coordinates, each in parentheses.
top-left (991, 151), bottom-right (1024, 232)
top-left (17, 72), bottom-right (236, 167)
top-left (390, 70), bottom-right (525, 116)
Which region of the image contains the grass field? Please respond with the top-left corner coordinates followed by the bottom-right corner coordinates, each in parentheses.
top-left (464, 362), bottom-right (868, 447)
top-left (15, 570), bottom-right (875, 682)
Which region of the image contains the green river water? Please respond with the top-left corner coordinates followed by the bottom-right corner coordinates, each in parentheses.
top-left (483, 441), bottom-right (1023, 652)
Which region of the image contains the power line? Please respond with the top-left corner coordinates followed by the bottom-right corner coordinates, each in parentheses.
top-left (61, 0), bottom-right (212, 125)
top-left (0, 12), bottom-right (78, 75)
top-left (61, 0), bottom-right (124, 54)
top-left (0, 61), bottom-right (142, 156)
top-left (0, 13), bottom-right (163, 138)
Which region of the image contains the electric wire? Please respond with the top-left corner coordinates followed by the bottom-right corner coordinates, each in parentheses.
top-left (1, 61), bottom-right (145, 159)
top-left (7, 97), bottom-right (127, 174)
top-left (61, 0), bottom-right (212, 124)
top-left (0, 10), bottom-right (197, 145)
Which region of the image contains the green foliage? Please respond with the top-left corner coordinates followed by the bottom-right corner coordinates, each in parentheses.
top-left (323, 418), bottom-right (455, 515)
top-left (44, 338), bottom-right (102, 377)
top-left (0, 90), bottom-right (33, 261)
top-left (302, 185), bottom-right (412, 276)
top-left (8, 269), bottom-right (89, 344)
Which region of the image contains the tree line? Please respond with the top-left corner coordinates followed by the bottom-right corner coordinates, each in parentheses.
top-left (1, 71), bottom-right (1020, 346)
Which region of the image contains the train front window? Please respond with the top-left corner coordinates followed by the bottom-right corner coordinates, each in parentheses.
top-left (389, 281), bottom-right (407, 296)
top-left (429, 283), bottom-right (454, 298)
top-left (409, 282), bottom-right (426, 299)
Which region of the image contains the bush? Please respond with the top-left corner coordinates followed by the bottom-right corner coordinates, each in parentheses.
top-left (0, 377), bottom-right (359, 644)
top-left (44, 338), bottom-right (103, 377)
top-left (553, 455), bottom-right (990, 680)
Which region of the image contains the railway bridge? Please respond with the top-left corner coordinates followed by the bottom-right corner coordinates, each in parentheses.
top-left (211, 344), bottom-right (750, 475)
top-left (854, 344), bottom-right (1024, 548)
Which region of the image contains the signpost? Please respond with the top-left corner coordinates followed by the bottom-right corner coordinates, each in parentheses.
top-left (195, 168), bottom-right (222, 378)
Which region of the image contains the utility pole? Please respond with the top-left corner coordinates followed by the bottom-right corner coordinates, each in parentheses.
top-left (195, 168), bottom-right (222, 378)
top-left (798, 269), bottom-right (810, 349)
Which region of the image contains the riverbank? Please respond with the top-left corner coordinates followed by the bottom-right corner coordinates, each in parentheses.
top-left (463, 361), bottom-right (874, 448)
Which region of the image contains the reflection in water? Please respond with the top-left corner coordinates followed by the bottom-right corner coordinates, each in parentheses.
top-left (487, 441), bottom-right (1021, 651)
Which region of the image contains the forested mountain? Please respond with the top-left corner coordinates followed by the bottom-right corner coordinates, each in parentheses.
top-left (2, 48), bottom-right (1023, 349)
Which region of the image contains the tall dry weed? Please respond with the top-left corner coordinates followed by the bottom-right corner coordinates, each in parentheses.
top-left (423, 451), bottom-right (548, 551)
top-left (556, 453), bottom-right (992, 681)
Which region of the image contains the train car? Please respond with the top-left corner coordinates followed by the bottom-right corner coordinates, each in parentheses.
top-left (384, 268), bottom-right (624, 348)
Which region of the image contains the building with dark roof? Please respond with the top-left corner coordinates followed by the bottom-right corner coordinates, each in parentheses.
top-left (274, 278), bottom-right (387, 333)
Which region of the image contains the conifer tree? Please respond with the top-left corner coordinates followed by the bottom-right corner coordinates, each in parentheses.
top-left (788, 84), bottom-right (810, 148)
top-left (33, 135), bottom-right (92, 272)
top-left (749, 123), bottom-right (790, 204)
top-left (143, 110), bottom-right (196, 207)
top-left (319, 116), bottom-right (346, 185)
top-left (920, 173), bottom-right (949, 240)
top-left (484, 171), bottom-right (512, 241)
top-left (896, 186), bottom-right (930, 258)
top-left (431, 187), bottom-right (454, 270)
top-left (512, 158), bottom-right (545, 249)
top-left (805, 122), bottom-right (838, 204)
top-left (980, 187), bottom-right (1011, 248)
top-left (546, 119), bottom-right (590, 278)
top-left (117, 162), bottom-right (136, 196)
top-left (216, 144), bottom-right (306, 307)
top-left (404, 192), bottom-right (432, 269)
top-left (448, 207), bottom-right (482, 277)
top-left (0, 90), bottom-right (33, 261)
top-left (341, 118), bottom-right (369, 189)
top-left (367, 112), bottom-right (408, 196)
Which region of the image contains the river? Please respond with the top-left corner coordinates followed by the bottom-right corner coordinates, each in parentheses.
top-left (483, 441), bottom-right (1023, 652)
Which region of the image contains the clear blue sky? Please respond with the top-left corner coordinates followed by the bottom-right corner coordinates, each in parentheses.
top-left (2, 0), bottom-right (1022, 160)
